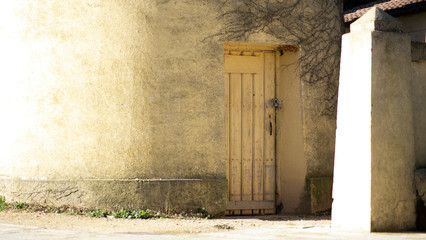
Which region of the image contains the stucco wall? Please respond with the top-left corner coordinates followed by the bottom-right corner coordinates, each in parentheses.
top-left (370, 30), bottom-right (415, 232)
top-left (297, 1), bottom-right (341, 213)
top-left (398, 11), bottom-right (426, 42)
top-left (333, 8), bottom-right (418, 231)
top-left (412, 43), bottom-right (426, 168)
top-left (345, 10), bottom-right (426, 42)
top-left (298, 3), bottom-right (342, 179)
top-left (0, 0), bottom-right (228, 213)
top-left (276, 51), bottom-right (306, 213)
top-left (333, 29), bottom-right (373, 231)
top-left (0, 0), bottom-right (226, 180)
top-left (0, 0), bottom-right (342, 213)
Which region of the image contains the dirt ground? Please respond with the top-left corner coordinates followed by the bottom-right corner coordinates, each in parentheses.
top-left (0, 210), bottom-right (331, 235)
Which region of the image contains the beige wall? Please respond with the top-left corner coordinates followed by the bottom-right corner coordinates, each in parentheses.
top-left (370, 30), bottom-right (415, 232)
top-left (412, 42), bottom-right (426, 168)
top-left (276, 50), bottom-right (306, 213)
top-left (345, 11), bottom-right (426, 42)
top-left (279, 0), bottom-right (341, 213)
top-left (0, 0), bottom-right (228, 213)
top-left (333, 8), bottom-right (417, 231)
top-left (399, 11), bottom-right (426, 42)
top-left (0, 0), bottom-right (341, 213)
top-left (0, 0), bottom-right (225, 181)
top-left (333, 29), bottom-right (373, 231)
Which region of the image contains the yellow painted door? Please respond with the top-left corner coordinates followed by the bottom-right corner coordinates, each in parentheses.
top-left (225, 50), bottom-right (276, 215)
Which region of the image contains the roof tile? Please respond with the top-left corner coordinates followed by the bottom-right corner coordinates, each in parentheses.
top-left (344, 0), bottom-right (426, 22)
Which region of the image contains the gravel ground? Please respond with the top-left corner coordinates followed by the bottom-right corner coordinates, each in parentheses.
top-left (0, 210), bottom-right (331, 235)
top-left (1, 211), bottom-right (426, 240)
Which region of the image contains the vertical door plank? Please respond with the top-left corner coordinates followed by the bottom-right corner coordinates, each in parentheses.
top-left (225, 73), bottom-right (230, 216)
top-left (230, 73), bottom-right (242, 215)
top-left (253, 69), bottom-right (265, 215)
top-left (264, 52), bottom-right (276, 214)
top-left (225, 73), bottom-right (230, 182)
top-left (241, 73), bottom-right (253, 215)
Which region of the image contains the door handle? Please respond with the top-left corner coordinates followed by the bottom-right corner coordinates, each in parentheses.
top-left (269, 121), bottom-right (272, 136)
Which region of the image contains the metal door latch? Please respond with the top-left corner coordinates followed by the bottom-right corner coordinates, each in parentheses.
top-left (273, 98), bottom-right (284, 109)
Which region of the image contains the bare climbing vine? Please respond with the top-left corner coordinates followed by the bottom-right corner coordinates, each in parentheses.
top-left (212, 0), bottom-right (344, 116)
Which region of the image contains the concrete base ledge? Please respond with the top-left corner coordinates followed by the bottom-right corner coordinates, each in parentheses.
top-left (0, 178), bottom-right (228, 215)
top-left (308, 177), bottom-right (333, 213)
top-left (416, 169), bottom-right (426, 202)
top-left (415, 168), bottom-right (426, 230)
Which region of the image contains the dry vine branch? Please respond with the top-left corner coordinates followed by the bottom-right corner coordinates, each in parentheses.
top-left (213, 0), bottom-right (344, 116)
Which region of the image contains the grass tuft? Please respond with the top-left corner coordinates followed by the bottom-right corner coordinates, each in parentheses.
top-left (0, 196), bottom-right (213, 220)
top-left (0, 196), bottom-right (9, 211)
top-left (13, 202), bottom-right (29, 210)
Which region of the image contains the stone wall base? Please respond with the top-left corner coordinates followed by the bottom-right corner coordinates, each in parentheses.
top-left (309, 177), bottom-right (333, 213)
top-left (0, 178), bottom-right (228, 215)
top-left (415, 168), bottom-right (426, 230)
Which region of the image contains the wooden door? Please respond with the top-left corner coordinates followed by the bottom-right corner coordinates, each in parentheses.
top-left (225, 49), bottom-right (276, 215)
